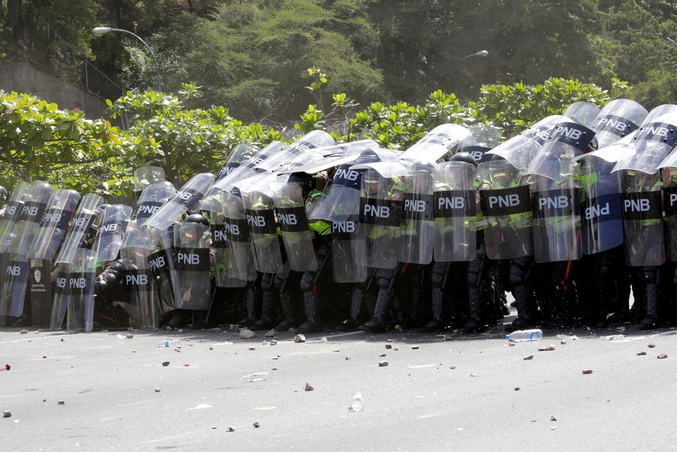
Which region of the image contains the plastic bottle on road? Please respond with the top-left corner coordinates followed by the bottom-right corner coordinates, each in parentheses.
top-left (243, 372), bottom-right (268, 382)
top-left (506, 329), bottom-right (542, 342)
top-left (350, 392), bottom-right (364, 412)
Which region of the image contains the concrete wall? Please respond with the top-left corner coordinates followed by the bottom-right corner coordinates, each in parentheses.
top-left (0, 61), bottom-right (111, 120)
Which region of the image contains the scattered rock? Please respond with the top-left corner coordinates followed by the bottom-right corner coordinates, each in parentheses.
top-left (249, 346), bottom-right (256, 351)
top-left (230, 324), bottom-right (240, 332)
top-left (444, 335), bottom-right (452, 341)
top-left (658, 353), bottom-right (668, 359)
top-left (264, 329), bottom-right (276, 337)
top-left (155, 388), bottom-right (161, 392)
top-left (582, 369), bottom-right (593, 374)
top-left (20, 330), bottom-right (27, 334)
top-left (550, 416), bottom-right (557, 421)
top-left (514, 387), bottom-right (520, 391)
top-left (42, 356), bottom-right (47, 359)
top-left (211, 426), bottom-right (217, 429)
top-left (560, 340), bottom-right (567, 345)
top-left (294, 334), bottom-right (306, 343)
top-left (126, 334), bottom-right (134, 339)
top-left (60, 338), bottom-right (64, 342)
top-left (240, 329), bottom-right (257, 339)
top-left (3, 411), bottom-right (11, 418)
top-left (394, 325), bottom-right (402, 331)
top-left (270, 340), bottom-right (277, 346)
top-left (305, 382), bottom-right (314, 391)
top-left (271, 367), bottom-right (278, 371)
top-left (647, 343), bottom-right (656, 348)
top-left (385, 344), bottom-right (392, 349)
top-left (162, 361), bottom-right (170, 366)
top-left (508, 342), bottom-right (516, 347)
top-left (127, 327), bottom-right (134, 332)
top-left (450, 366), bottom-right (456, 370)
top-left (333, 349), bottom-right (340, 353)
top-left (523, 355), bottom-right (534, 360)
top-left (253, 422), bottom-right (260, 428)
top-left (379, 353), bottom-right (386, 357)
top-left (209, 347), bottom-right (214, 351)
top-left (378, 361), bottom-right (388, 367)
top-left (637, 351), bottom-right (647, 356)
top-left (345, 356), bottom-right (351, 360)
top-left (177, 329), bottom-right (184, 333)
top-left (227, 426), bottom-right (235, 432)
top-left (321, 337), bottom-right (328, 342)
top-left (58, 400), bottom-right (65, 405)
top-left (412, 346), bottom-right (419, 350)
top-left (538, 345), bottom-right (556, 352)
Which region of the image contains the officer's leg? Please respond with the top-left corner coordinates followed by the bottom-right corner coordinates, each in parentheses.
top-left (250, 271), bottom-right (278, 330)
top-left (505, 256), bottom-right (537, 332)
top-left (239, 276), bottom-right (262, 328)
top-left (638, 265), bottom-right (660, 330)
top-left (548, 260), bottom-right (579, 329)
top-left (419, 261), bottom-right (450, 332)
top-left (359, 266), bottom-right (397, 333)
top-left (461, 244), bottom-right (490, 333)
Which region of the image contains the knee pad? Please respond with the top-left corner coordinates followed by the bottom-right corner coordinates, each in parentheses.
top-left (299, 272), bottom-right (314, 292)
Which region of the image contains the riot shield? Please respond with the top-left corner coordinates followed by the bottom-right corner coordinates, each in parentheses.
top-left (486, 115), bottom-right (564, 170)
top-left (309, 150), bottom-right (382, 283)
top-left (577, 156), bottom-right (624, 255)
top-left (612, 104), bottom-right (677, 175)
top-left (27, 189), bottom-right (81, 327)
top-left (93, 204), bottom-right (133, 264)
top-left (119, 223), bottom-right (157, 328)
top-left (0, 181), bottom-right (55, 317)
top-left (433, 161), bottom-right (478, 262)
top-left (480, 159), bottom-right (533, 260)
top-left (398, 161), bottom-right (436, 265)
top-left (525, 121), bottom-right (595, 263)
top-left (147, 225), bottom-right (181, 312)
top-left (216, 143), bottom-right (261, 181)
top-left (135, 181), bottom-right (176, 223)
top-left (132, 166), bottom-right (165, 199)
top-left (49, 263), bottom-right (71, 329)
top-left (563, 101), bottom-right (601, 127)
top-left (66, 248), bottom-right (97, 332)
top-left (54, 194), bottom-right (104, 265)
top-left (270, 177), bottom-right (318, 272)
top-left (589, 99), bottom-right (647, 149)
top-left (357, 168), bottom-right (403, 269)
top-left (400, 124), bottom-right (471, 162)
top-left (209, 141), bottom-right (286, 195)
top-left (0, 181), bottom-right (30, 253)
top-left (208, 190), bottom-right (255, 287)
top-left (142, 172), bottom-right (216, 232)
top-left (240, 172), bottom-right (284, 273)
top-left (619, 170), bottom-right (665, 267)
top-left (173, 219), bottom-right (212, 310)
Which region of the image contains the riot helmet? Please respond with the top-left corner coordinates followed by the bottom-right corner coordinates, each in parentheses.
top-left (450, 151), bottom-right (479, 167)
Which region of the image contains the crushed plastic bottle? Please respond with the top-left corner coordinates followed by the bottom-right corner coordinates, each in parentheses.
top-left (349, 392), bottom-right (364, 412)
top-left (506, 329), bottom-right (542, 342)
top-left (600, 334), bottom-right (625, 340)
top-left (242, 372), bottom-right (268, 382)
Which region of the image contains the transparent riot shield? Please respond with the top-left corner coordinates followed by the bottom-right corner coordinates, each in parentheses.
top-left (54, 194), bottom-right (104, 265)
top-left (147, 225), bottom-right (181, 313)
top-left (578, 156), bottom-right (624, 255)
top-left (589, 99), bottom-right (647, 149)
top-left (132, 166), bottom-right (165, 199)
top-left (399, 162), bottom-right (435, 265)
top-left (66, 248), bottom-right (97, 332)
top-left (0, 181), bottom-right (30, 253)
top-left (357, 168), bottom-right (403, 269)
top-left (0, 181), bottom-right (55, 317)
top-left (208, 190), bottom-right (255, 287)
top-left (120, 224), bottom-right (157, 329)
top-left (142, 173), bottom-right (216, 232)
top-left (240, 173), bottom-right (284, 274)
top-left (479, 159), bottom-right (533, 260)
top-left (93, 204), bottom-right (133, 264)
top-left (433, 161), bottom-right (478, 262)
top-left (173, 221), bottom-right (212, 310)
top-left (50, 263), bottom-right (71, 329)
top-left (270, 178), bottom-right (318, 272)
top-left (135, 181), bottom-right (177, 223)
top-left (619, 171), bottom-right (665, 267)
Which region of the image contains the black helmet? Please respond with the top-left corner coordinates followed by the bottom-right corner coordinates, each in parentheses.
top-left (183, 213), bottom-right (209, 226)
top-left (451, 151), bottom-right (479, 167)
top-left (288, 172), bottom-right (316, 195)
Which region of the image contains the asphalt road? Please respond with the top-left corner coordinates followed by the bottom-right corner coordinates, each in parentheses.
top-left (1, 319), bottom-right (677, 451)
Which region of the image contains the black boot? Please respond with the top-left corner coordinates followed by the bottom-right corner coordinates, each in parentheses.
top-left (250, 292), bottom-right (276, 331)
top-left (336, 288), bottom-right (364, 331)
top-left (238, 286), bottom-right (260, 328)
top-left (166, 309), bottom-right (189, 329)
top-left (359, 289), bottom-right (389, 333)
top-left (550, 287), bottom-right (576, 329)
top-left (189, 310), bottom-right (208, 329)
top-left (461, 287), bottom-right (483, 333)
top-left (296, 291), bottom-right (322, 333)
top-left (275, 293), bottom-right (297, 332)
top-left (505, 285), bottom-right (536, 333)
top-left (639, 283), bottom-right (660, 330)
top-left (418, 287), bottom-right (444, 332)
